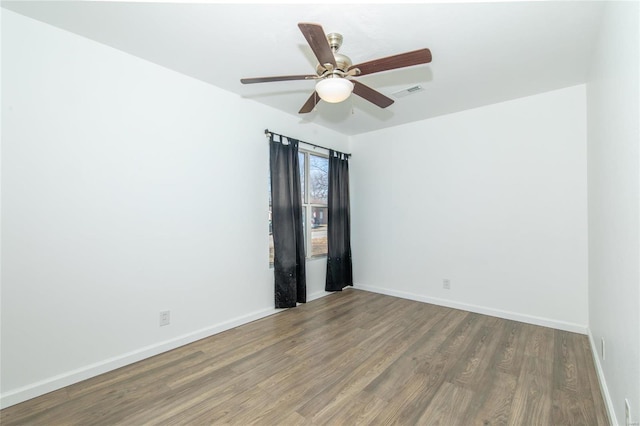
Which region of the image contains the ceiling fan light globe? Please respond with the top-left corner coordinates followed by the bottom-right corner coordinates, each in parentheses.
top-left (315, 78), bottom-right (354, 103)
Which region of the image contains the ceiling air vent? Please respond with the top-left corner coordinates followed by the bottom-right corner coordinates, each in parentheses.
top-left (392, 85), bottom-right (425, 98)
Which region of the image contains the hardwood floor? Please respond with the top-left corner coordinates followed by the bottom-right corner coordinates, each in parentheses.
top-left (1, 289), bottom-right (609, 425)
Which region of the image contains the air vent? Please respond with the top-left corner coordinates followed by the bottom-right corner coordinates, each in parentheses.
top-left (392, 85), bottom-right (425, 98)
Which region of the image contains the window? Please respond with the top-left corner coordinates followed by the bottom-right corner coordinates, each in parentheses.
top-left (268, 149), bottom-right (329, 265)
top-left (306, 153), bottom-right (329, 257)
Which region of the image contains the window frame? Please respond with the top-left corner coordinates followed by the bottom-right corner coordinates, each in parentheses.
top-left (300, 149), bottom-right (329, 260)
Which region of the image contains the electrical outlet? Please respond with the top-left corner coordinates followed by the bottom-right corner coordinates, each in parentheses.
top-left (159, 310), bottom-right (170, 327)
top-left (601, 337), bottom-right (606, 361)
top-left (443, 279), bottom-right (451, 290)
top-left (625, 399), bottom-right (631, 426)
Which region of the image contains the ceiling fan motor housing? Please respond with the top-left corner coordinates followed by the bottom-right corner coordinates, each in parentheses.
top-left (316, 33), bottom-right (352, 76)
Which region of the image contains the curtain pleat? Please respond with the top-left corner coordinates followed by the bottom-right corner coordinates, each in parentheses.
top-left (270, 135), bottom-right (306, 308)
top-left (326, 150), bottom-right (353, 292)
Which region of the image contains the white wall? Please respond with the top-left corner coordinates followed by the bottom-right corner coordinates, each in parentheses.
top-left (0, 10), bottom-right (348, 407)
top-left (586, 2), bottom-right (640, 425)
top-left (350, 85), bottom-right (588, 332)
top-left (4, 3), bottom-right (637, 419)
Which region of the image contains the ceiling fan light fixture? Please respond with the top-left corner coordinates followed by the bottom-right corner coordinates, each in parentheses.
top-left (315, 77), bottom-right (354, 103)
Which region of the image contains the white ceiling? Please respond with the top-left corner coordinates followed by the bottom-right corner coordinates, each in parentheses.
top-left (2, 1), bottom-right (605, 136)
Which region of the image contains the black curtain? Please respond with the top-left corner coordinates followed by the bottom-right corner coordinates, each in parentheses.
top-left (270, 135), bottom-right (306, 308)
top-left (326, 150), bottom-right (353, 291)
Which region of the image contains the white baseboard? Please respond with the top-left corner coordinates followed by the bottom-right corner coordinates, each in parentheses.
top-left (587, 330), bottom-right (617, 426)
top-left (0, 290), bottom-right (328, 409)
top-left (1, 289), bottom-right (335, 409)
top-left (353, 284), bottom-right (588, 334)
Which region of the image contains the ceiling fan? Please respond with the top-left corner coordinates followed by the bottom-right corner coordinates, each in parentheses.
top-left (240, 23), bottom-right (432, 114)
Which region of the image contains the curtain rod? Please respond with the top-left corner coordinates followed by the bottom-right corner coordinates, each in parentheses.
top-left (264, 129), bottom-right (351, 158)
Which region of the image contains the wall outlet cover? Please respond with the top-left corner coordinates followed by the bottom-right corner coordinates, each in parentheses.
top-left (160, 310), bottom-right (170, 327)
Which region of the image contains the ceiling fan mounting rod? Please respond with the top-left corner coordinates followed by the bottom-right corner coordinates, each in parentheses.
top-left (326, 32), bottom-right (343, 52)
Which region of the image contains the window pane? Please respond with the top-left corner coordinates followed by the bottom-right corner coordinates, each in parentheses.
top-left (311, 206), bottom-right (328, 257)
top-left (299, 152), bottom-right (305, 202)
top-left (309, 154), bottom-right (328, 205)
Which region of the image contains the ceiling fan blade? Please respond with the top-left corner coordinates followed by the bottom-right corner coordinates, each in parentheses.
top-left (352, 81), bottom-right (394, 108)
top-left (349, 48), bottom-right (432, 76)
top-left (298, 23), bottom-right (336, 68)
top-left (299, 91), bottom-right (320, 114)
top-left (241, 75), bottom-right (317, 84)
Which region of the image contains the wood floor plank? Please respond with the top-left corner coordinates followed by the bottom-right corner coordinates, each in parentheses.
top-left (495, 320), bottom-right (528, 375)
top-left (117, 352), bottom-right (297, 424)
top-left (303, 304), bottom-right (461, 421)
top-left (295, 322), bottom-right (417, 419)
top-left (552, 389), bottom-right (596, 426)
top-left (0, 289), bottom-right (610, 426)
top-left (523, 323), bottom-right (555, 360)
top-left (370, 350), bottom-right (454, 425)
top-left (467, 371), bottom-right (518, 426)
top-left (163, 326), bottom-right (304, 389)
top-left (553, 330), bottom-right (579, 393)
top-left (415, 381), bottom-right (476, 425)
top-left (508, 355), bottom-right (554, 425)
top-left (363, 308), bottom-right (463, 399)
top-left (456, 320), bottom-right (519, 425)
top-left (447, 323), bottom-right (502, 390)
top-left (0, 387), bottom-right (70, 425)
top-left (309, 390), bottom-right (388, 425)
